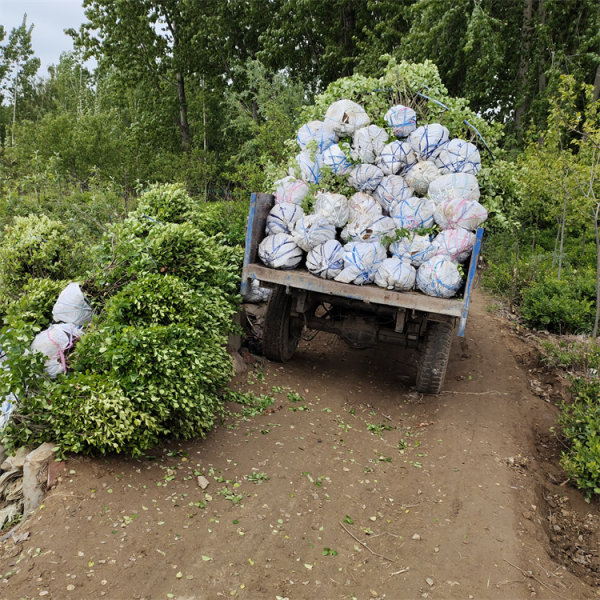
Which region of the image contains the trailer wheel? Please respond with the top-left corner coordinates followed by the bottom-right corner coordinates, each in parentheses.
top-left (263, 286), bottom-right (303, 362)
top-left (415, 321), bottom-right (454, 394)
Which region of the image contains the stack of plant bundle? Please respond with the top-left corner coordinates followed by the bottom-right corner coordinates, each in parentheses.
top-left (258, 99), bottom-right (487, 298)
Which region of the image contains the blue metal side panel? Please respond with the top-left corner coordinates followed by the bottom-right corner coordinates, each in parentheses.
top-left (240, 192), bottom-right (258, 297)
top-left (457, 227), bottom-right (484, 337)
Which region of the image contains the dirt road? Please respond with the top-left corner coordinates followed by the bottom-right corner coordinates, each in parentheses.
top-left (1, 291), bottom-right (598, 599)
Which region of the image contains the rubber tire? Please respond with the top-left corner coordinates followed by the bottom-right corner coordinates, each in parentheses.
top-left (262, 286), bottom-right (302, 362)
top-left (415, 321), bottom-right (454, 394)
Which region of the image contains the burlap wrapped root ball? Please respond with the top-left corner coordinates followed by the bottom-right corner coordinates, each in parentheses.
top-left (384, 105), bottom-right (417, 138)
top-left (274, 176), bottom-right (310, 205)
top-left (347, 164), bottom-right (384, 192)
top-left (348, 192), bottom-right (382, 223)
top-left (432, 229), bottom-right (476, 263)
top-left (434, 198), bottom-right (488, 231)
top-left (258, 233), bottom-right (303, 270)
top-left (292, 214), bottom-right (336, 252)
top-left (265, 203), bottom-right (305, 235)
top-left (434, 138), bottom-right (481, 175)
top-left (417, 256), bottom-right (463, 298)
top-left (341, 214), bottom-right (396, 245)
top-left (428, 173), bottom-right (480, 204)
top-left (324, 99), bottom-right (370, 135)
top-left (296, 120), bottom-right (337, 153)
top-left (335, 241), bottom-right (387, 285)
top-left (376, 140), bottom-right (417, 176)
top-left (306, 239), bottom-right (345, 279)
top-left (313, 192), bottom-right (349, 228)
top-left (374, 257), bottom-right (416, 291)
top-left (390, 196), bottom-right (436, 230)
top-left (322, 143), bottom-right (353, 175)
top-left (409, 124), bottom-right (450, 161)
top-left (352, 125), bottom-right (389, 163)
top-left (372, 175), bottom-right (414, 214)
top-left (390, 233), bottom-right (437, 267)
top-left (404, 160), bottom-right (440, 196)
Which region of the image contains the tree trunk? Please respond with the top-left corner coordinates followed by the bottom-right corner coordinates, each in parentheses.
top-left (594, 202), bottom-right (600, 337)
top-left (11, 66), bottom-right (18, 146)
top-left (514, 0), bottom-right (534, 135)
top-left (557, 193), bottom-right (568, 280)
top-left (593, 62), bottom-right (600, 103)
top-left (176, 71), bottom-right (191, 152)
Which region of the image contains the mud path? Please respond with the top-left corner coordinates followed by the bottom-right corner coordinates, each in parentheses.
top-left (0, 291), bottom-right (597, 599)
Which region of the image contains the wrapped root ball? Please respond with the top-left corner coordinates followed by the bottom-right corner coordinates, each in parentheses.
top-left (348, 164), bottom-right (384, 192)
top-left (322, 143), bottom-right (352, 175)
top-left (374, 257), bottom-right (416, 291)
top-left (348, 192), bottom-right (382, 223)
top-left (266, 203), bottom-right (304, 236)
top-left (295, 150), bottom-right (323, 184)
top-left (324, 99), bottom-right (370, 135)
top-left (417, 257), bottom-right (463, 298)
top-left (297, 120), bottom-right (337, 152)
top-left (434, 198), bottom-right (488, 231)
top-left (428, 173), bottom-right (480, 204)
top-left (292, 214), bottom-right (336, 252)
top-left (390, 196), bottom-right (436, 230)
top-left (390, 233), bottom-right (437, 267)
top-left (404, 160), bottom-right (440, 196)
top-left (376, 140), bottom-right (417, 176)
top-left (335, 241), bottom-right (387, 285)
top-left (306, 240), bottom-right (344, 279)
top-left (341, 214), bottom-right (396, 245)
top-left (373, 175), bottom-right (413, 214)
top-left (384, 105), bottom-right (417, 138)
top-left (258, 234), bottom-right (303, 270)
top-left (314, 192), bottom-right (349, 228)
top-left (274, 176), bottom-right (310, 205)
top-left (434, 138), bottom-right (481, 175)
top-left (352, 125), bottom-right (389, 163)
top-left (409, 124), bottom-right (450, 161)
top-left (432, 228), bottom-right (476, 262)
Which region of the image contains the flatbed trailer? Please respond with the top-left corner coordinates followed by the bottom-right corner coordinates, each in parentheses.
top-left (241, 193), bottom-right (483, 394)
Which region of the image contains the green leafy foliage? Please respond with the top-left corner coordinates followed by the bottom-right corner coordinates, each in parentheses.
top-left (559, 379), bottom-right (600, 499)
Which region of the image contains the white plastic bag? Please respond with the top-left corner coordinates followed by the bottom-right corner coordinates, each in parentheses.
top-left (292, 214), bottom-right (336, 252)
top-left (31, 323), bottom-right (82, 378)
top-left (416, 257), bottom-right (463, 298)
top-left (390, 233), bottom-right (437, 267)
top-left (0, 392), bottom-right (17, 431)
top-left (306, 240), bottom-right (345, 279)
top-left (384, 105), bottom-right (417, 138)
top-left (432, 229), bottom-right (476, 263)
top-left (258, 234), bottom-right (303, 270)
top-left (341, 214), bottom-right (396, 245)
top-left (434, 198), bottom-right (488, 231)
top-left (352, 125), bottom-right (389, 163)
top-left (374, 257), bottom-right (416, 291)
top-left (334, 242), bottom-right (387, 285)
top-left (274, 176), bottom-right (310, 206)
top-left (427, 173), bottom-right (480, 204)
top-left (434, 138), bottom-right (481, 175)
top-left (321, 143), bottom-right (353, 175)
top-left (295, 151), bottom-right (323, 184)
top-left (390, 196), bottom-right (436, 230)
top-left (409, 124), bottom-right (450, 160)
top-left (347, 164), bottom-right (384, 192)
top-left (52, 283), bottom-right (92, 327)
top-left (404, 160), bottom-right (441, 196)
top-left (372, 175), bottom-right (414, 214)
top-left (265, 203), bottom-right (304, 235)
top-left (324, 99), bottom-right (370, 135)
top-left (376, 140), bottom-right (417, 176)
top-left (348, 193), bottom-right (382, 223)
top-left (243, 279), bottom-right (272, 303)
top-left (313, 192), bottom-right (349, 228)
top-left (296, 120), bottom-right (337, 153)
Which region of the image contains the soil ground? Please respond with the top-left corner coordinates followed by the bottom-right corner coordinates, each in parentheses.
top-left (1, 291), bottom-right (599, 600)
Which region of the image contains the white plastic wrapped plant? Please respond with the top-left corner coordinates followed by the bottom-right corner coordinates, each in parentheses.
top-left (347, 164), bottom-right (384, 192)
top-left (427, 172), bottom-right (480, 204)
top-left (432, 228), bottom-right (476, 262)
top-left (389, 196), bottom-right (436, 230)
top-left (296, 120), bottom-right (337, 153)
top-left (384, 105), bottom-right (417, 138)
top-left (352, 125), bottom-right (389, 163)
top-left (416, 256), bottom-right (463, 298)
top-left (434, 198), bottom-right (488, 231)
top-left (404, 160), bottom-right (441, 196)
top-left (265, 203), bottom-right (305, 236)
top-left (390, 233), bottom-right (437, 267)
top-left (376, 140), bottom-right (417, 176)
top-left (334, 241), bottom-right (387, 285)
top-left (258, 233), bottom-right (304, 269)
top-left (372, 175), bottom-right (414, 214)
top-left (374, 257), bottom-right (416, 291)
top-left (324, 99), bottom-right (370, 135)
top-left (274, 176), bottom-right (310, 205)
top-left (409, 124), bottom-right (450, 161)
top-left (322, 143), bottom-right (353, 175)
top-left (292, 214), bottom-right (337, 252)
top-left (434, 138), bottom-right (481, 175)
top-left (313, 192), bottom-right (349, 228)
top-left (306, 240), bottom-right (345, 279)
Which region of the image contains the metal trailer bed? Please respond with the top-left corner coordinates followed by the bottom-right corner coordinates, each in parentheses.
top-left (241, 193), bottom-right (483, 394)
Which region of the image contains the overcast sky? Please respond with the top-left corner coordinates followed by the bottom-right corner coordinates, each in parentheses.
top-left (1, 0), bottom-right (90, 75)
